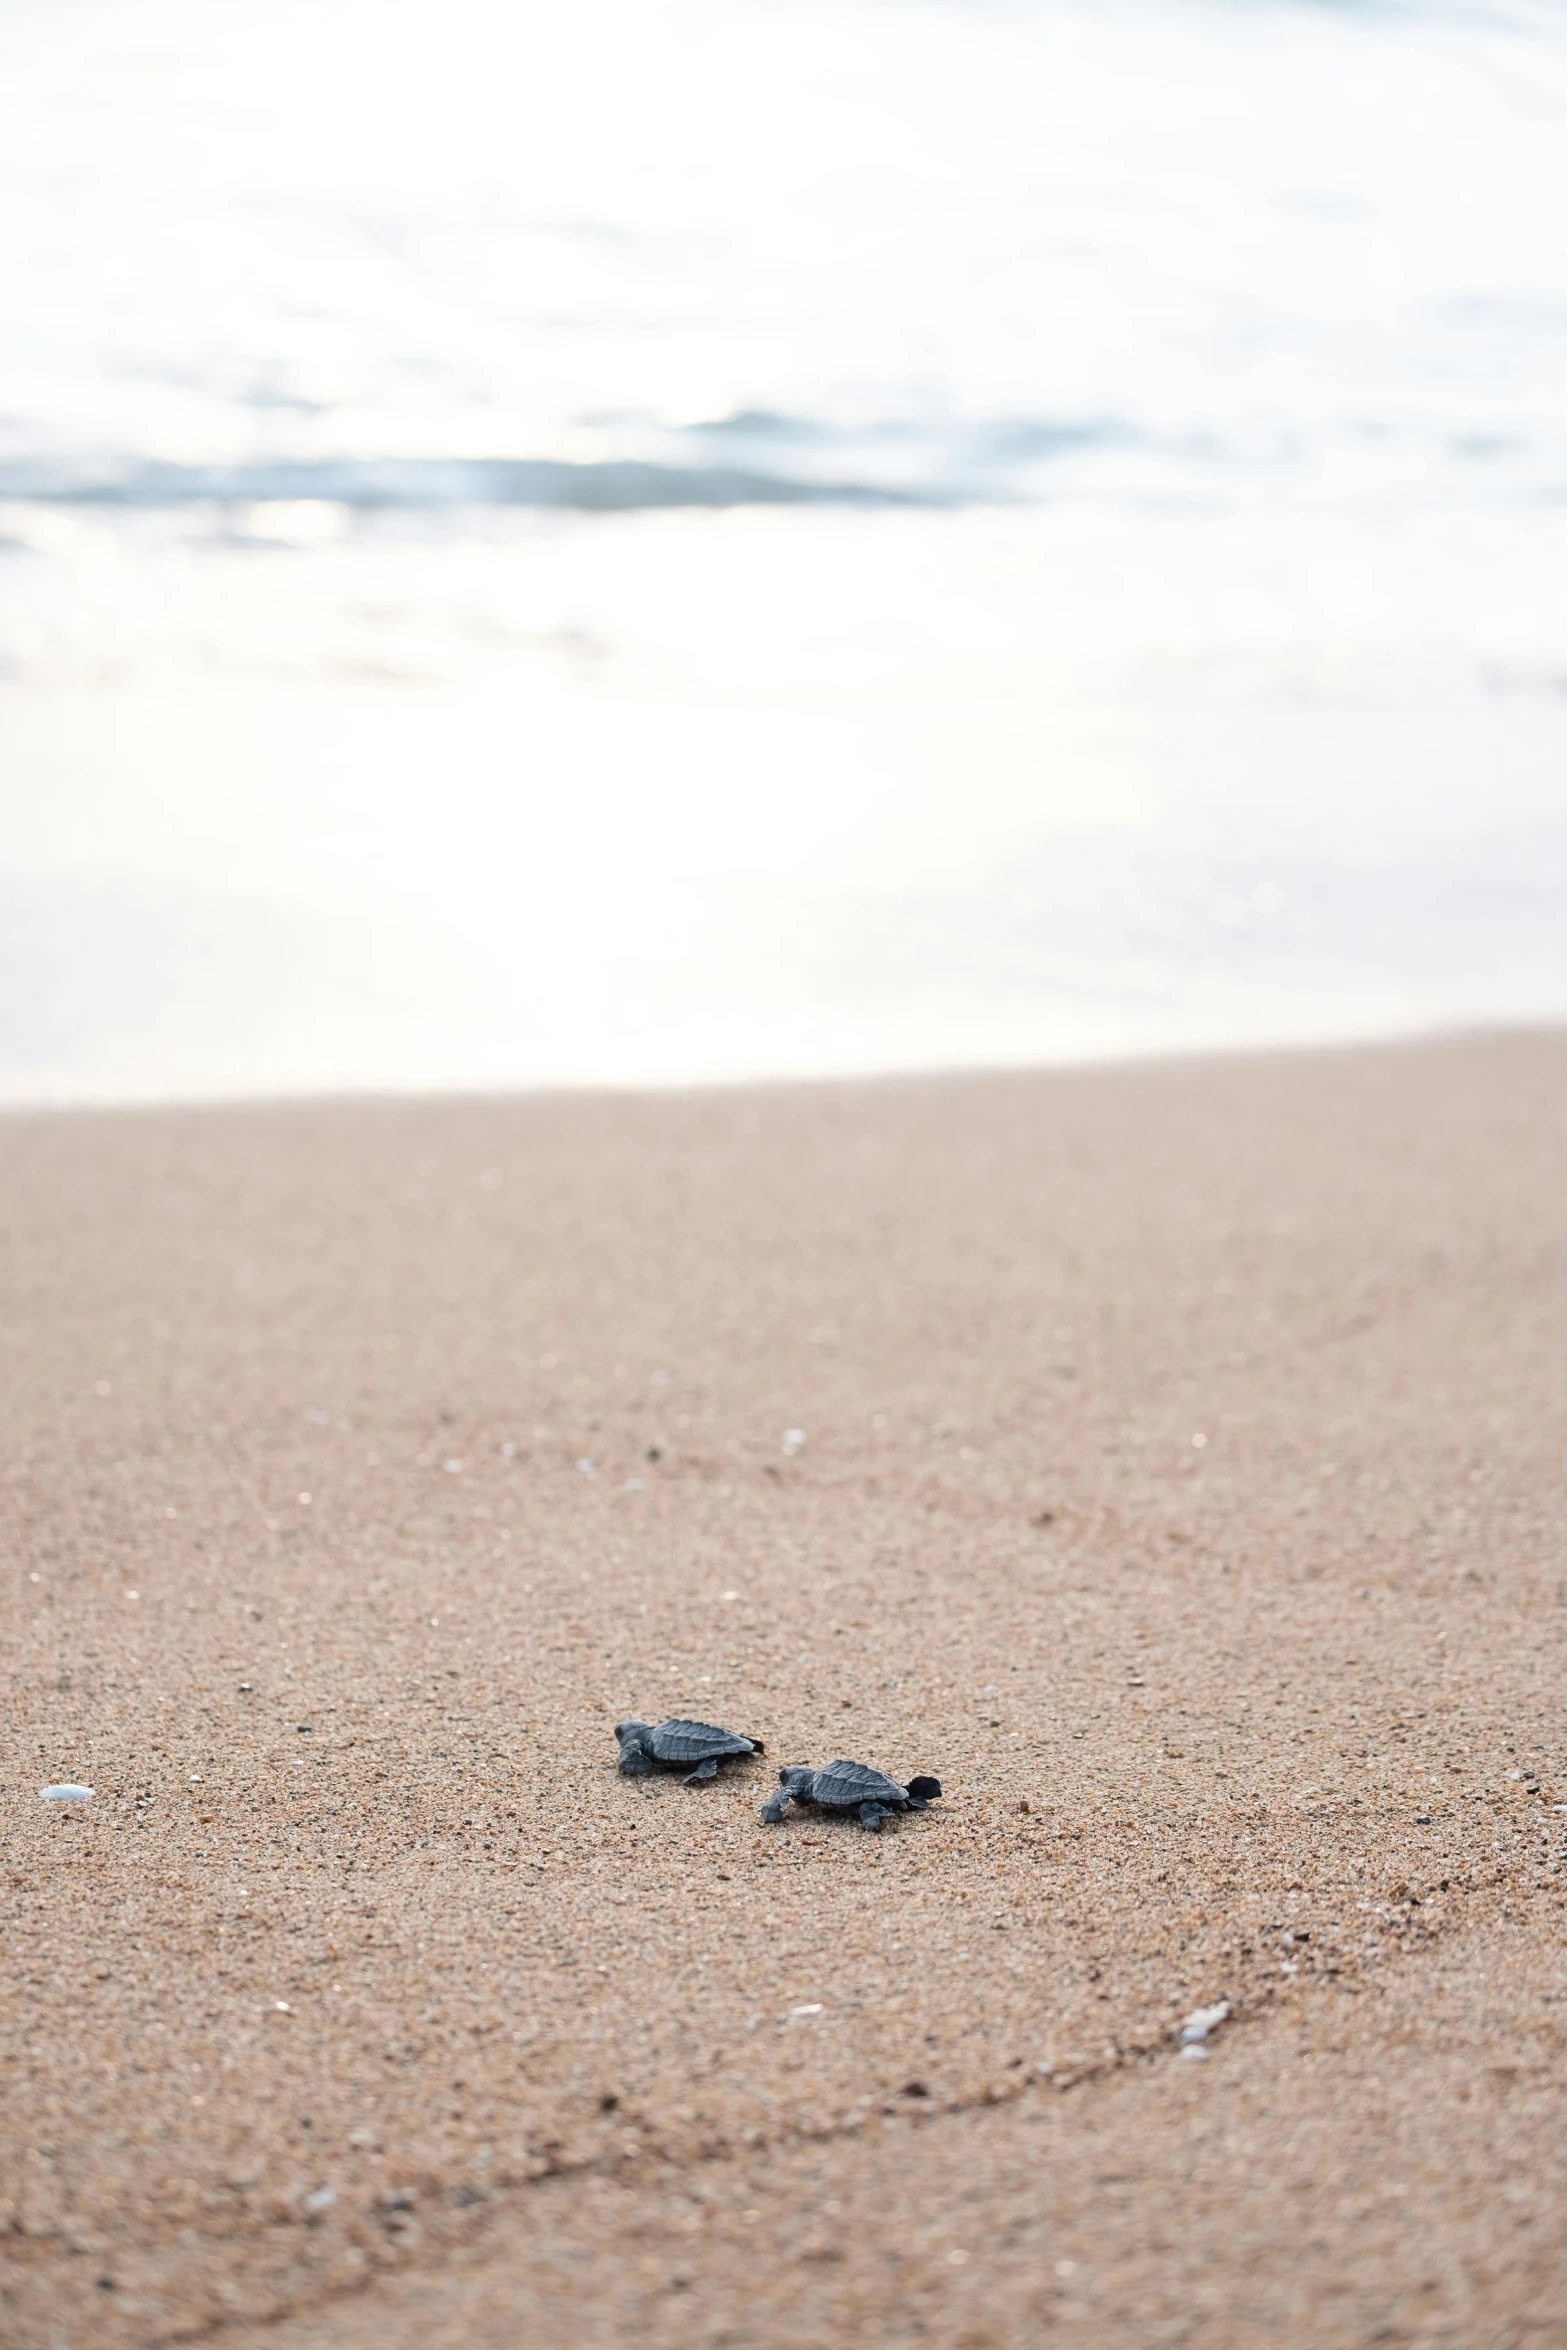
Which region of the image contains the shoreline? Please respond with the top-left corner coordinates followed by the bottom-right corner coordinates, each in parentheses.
top-left (0, 1013), bottom-right (1557, 1121)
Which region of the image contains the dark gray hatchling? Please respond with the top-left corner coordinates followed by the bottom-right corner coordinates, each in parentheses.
top-left (615, 1717), bottom-right (765, 1785)
top-left (762, 1759), bottom-right (943, 1832)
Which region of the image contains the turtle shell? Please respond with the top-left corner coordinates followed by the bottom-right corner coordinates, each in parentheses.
top-left (809, 1759), bottom-right (908, 1809)
top-left (647, 1719), bottom-right (756, 1765)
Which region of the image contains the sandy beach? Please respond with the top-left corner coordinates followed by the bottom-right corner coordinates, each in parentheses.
top-left (4, 1032), bottom-right (1566, 2348)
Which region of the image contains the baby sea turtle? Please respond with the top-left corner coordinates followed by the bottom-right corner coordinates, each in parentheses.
top-left (762, 1759), bottom-right (943, 1831)
top-left (615, 1717), bottom-right (765, 1784)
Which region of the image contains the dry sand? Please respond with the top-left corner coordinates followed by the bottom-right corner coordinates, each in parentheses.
top-left (3, 1032), bottom-right (1565, 2348)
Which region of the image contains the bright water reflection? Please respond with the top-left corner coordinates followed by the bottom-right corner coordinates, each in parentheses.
top-left (2, 0), bottom-right (1565, 1098)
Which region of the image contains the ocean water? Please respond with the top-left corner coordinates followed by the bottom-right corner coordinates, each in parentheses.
top-left (2, 0), bottom-right (1566, 1101)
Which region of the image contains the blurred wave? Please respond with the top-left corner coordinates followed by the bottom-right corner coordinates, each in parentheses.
top-left (0, 412), bottom-right (1136, 512)
top-left (4, 0), bottom-right (1566, 518)
top-left (0, 455), bottom-right (935, 512)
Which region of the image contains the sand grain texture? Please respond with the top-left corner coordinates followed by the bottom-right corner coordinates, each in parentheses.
top-left (3, 1035), bottom-right (1565, 2345)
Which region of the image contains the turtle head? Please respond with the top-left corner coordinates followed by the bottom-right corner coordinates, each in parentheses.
top-left (762, 1765), bottom-right (816, 1825)
top-left (614, 1720), bottom-right (654, 1770)
top-left (906, 1775), bottom-right (943, 1801)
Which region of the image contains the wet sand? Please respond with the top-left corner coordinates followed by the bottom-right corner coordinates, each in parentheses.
top-left (4, 1033), bottom-right (1566, 2346)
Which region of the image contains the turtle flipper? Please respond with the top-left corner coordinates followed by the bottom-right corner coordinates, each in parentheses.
top-left (682, 1757), bottom-right (720, 1783)
top-left (858, 1803), bottom-right (887, 1831)
top-left (761, 1793), bottom-right (790, 1824)
top-left (618, 1754), bottom-right (655, 1777)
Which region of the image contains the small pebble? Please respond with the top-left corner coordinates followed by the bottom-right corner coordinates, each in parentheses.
top-left (40, 1782), bottom-right (93, 1803)
top-left (302, 2185), bottom-right (336, 2216)
top-left (1180, 1999), bottom-right (1230, 2045)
